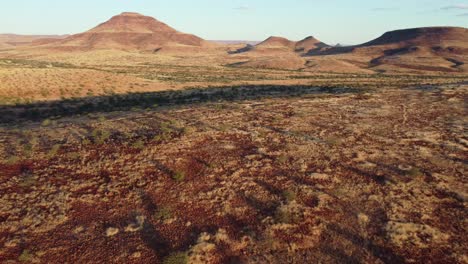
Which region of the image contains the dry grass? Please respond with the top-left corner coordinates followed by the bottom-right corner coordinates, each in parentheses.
top-left (0, 46), bottom-right (466, 263)
top-left (0, 79), bottom-right (466, 263)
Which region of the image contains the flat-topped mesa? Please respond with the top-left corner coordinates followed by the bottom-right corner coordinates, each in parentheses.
top-left (361, 27), bottom-right (468, 47)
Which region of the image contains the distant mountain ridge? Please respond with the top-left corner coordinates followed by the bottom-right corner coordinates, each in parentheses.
top-left (0, 34), bottom-right (68, 47)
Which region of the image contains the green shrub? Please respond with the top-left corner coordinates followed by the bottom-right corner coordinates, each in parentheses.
top-left (172, 171), bottom-right (185, 182)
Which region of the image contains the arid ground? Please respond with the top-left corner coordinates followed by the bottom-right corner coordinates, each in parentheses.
top-left (0, 52), bottom-right (467, 263)
top-left (0, 12), bottom-right (467, 264)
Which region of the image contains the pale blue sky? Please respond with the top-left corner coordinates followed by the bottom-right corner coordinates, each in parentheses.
top-left (1, 0), bottom-right (467, 44)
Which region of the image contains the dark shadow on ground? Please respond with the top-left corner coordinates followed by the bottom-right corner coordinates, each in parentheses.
top-left (323, 223), bottom-right (406, 264)
top-left (228, 44), bottom-right (254, 54)
top-left (0, 85), bottom-right (361, 124)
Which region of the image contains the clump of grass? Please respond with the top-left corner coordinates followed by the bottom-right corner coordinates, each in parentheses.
top-left (406, 167), bottom-right (423, 177)
top-left (282, 190), bottom-right (297, 202)
top-left (48, 144), bottom-right (61, 157)
top-left (274, 208), bottom-right (301, 224)
top-left (91, 129), bottom-right (111, 144)
top-left (325, 136), bottom-right (341, 146)
top-left (277, 154), bottom-right (288, 164)
top-left (132, 139), bottom-right (145, 150)
top-left (172, 171), bottom-right (185, 182)
top-left (160, 122), bottom-right (173, 134)
top-left (41, 119), bottom-right (51, 127)
top-left (154, 207), bottom-right (173, 221)
top-left (18, 249), bottom-right (33, 262)
top-left (5, 154), bottom-right (19, 164)
top-left (23, 142), bottom-right (33, 157)
top-left (18, 175), bottom-right (36, 189)
top-left (153, 132), bottom-right (171, 142)
top-left (66, 152), bottom-right (80, 160)
top-left (163, 251), bottom-right (188, 264)
top-left (97, 115), bottom-right (106, 122)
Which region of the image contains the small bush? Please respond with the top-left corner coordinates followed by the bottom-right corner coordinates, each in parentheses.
top-left (277, 154), bottom-right (288, 164)
top-left (274, 208), bottom-right (301, 224)
top-left (163, 251), bottom-right (188, 264)
top-left (325, 136), bottom-right (341, 146)
top-left (48, 144), bottom-right (61, 157)
top-left (92, 129), bottom-right (111, 144)
top-left (132, 139), bottom-right (145, 150)
top-left (282, 190), bottom-right (297, 202)
top-left (154, 207), bottom-right (173, 221)
top-left (41, 119), bottom-right (51, 127)
top-left (172, 171), bottom-right (185, 182)
top-left (406, 167), bottom-right (423, 177)
top-left (98, 116), bottom-right (107, 122)
top-left (18, 176), bottom-right (36, 189)
top-left (18, 249), bottom-right (33, 262)
top-left (6, 156), bottom-right (20, 165)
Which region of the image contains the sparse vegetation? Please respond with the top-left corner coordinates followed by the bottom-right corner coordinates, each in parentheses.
top-left (41, 118), bottom-right (51, 127)
top-left (172, 171), bottom-right (185, 182)
top-left (154, 207), bottom-right (173, 221)
top-left (0, 42), bottom-right (466, 264)
top-left (282, 190), bottom-right (296, 202)
top-left (18, 249), bottom-right (33, 262)
top-left (162, 251), bottom-right (188, 264)
top-left (48, 144), bottom-right (61, 157)
top-left (131, 139), bottom-right (145, 150)
top-left (91, 129), bottom-right (111, 144)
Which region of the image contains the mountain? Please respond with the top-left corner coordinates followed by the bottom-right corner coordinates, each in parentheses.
top-left (228, 35), bottom-right (329, 70)
top-left (42, 12), bottom-right (215, 51)
top-left (251, 36), bottom-right (329, 54)
top-left (305, 27), bottom-right (468, 73)
top-left (361, 27), bottom-right (468, 72)
top-left (256, 36), bottom-right (297, 49)
top-left (295, 36), bottom-right (329, 53)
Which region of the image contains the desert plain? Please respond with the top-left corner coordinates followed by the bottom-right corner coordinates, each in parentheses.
top-left (0, 12), bottom-right (467, 264)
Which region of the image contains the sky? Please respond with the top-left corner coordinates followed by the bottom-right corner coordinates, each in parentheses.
top-left (1, 0), bottom-right (467, 45)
